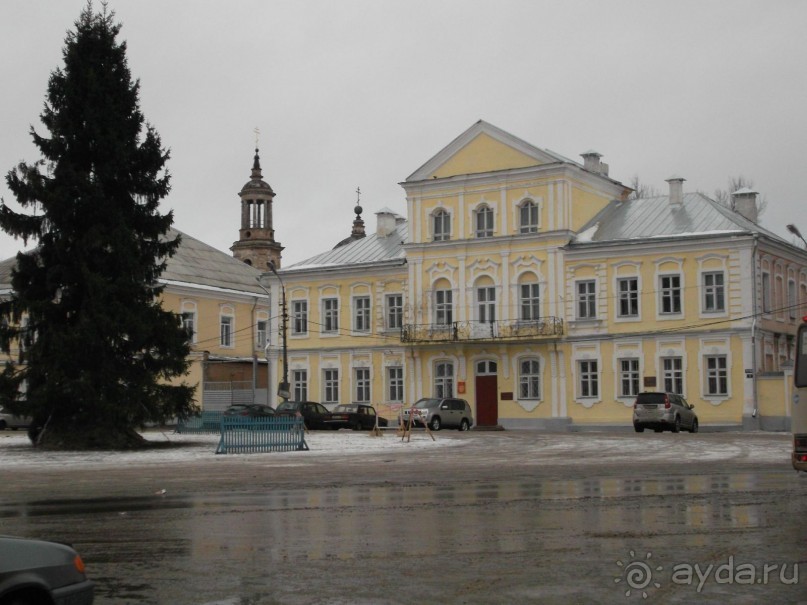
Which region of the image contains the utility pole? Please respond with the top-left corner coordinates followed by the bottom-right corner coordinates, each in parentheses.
top-left (265, 262), bottom-right (289, 401)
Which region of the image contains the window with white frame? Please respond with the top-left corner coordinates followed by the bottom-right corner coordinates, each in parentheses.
top-left (702, 272), bottom-right (725, 313)
top-left (386, 294), bottom-right (403, 330)
top-left (292, 369), bottom-right (308, 401)
top-left (256, 319), bottom-right (267, 349)
top-left (762, 272), bottom-right (771, 313)
top-left (387, 366), bottom-right (403, 402)
top-left (576, 280), bottom-right (596, 319)
top-left (789, 279), bottom-right (797, 320)
top-left (619, 358), bottom-right (640, 398)
top-left (435, 289), bottom-right (453, 325)
top-left (578, 360), bottom-right (599, 397)
top-left (354, 296), bottom-right (371, 332)
top-left (705, 355), bottom-right (728, 396)
top-left (475, 205), bottom-right (493, 238)
top-left (181, 309), bottom-right (197, 343)
top-left (433, 209), bottom-right (450, 241)
top-left (219, 314), bottom-right (233, 347)
top-left (660, 275), bottom-right (682, 314)
top-left (519, 200), bottom-right (538, 234)
top-left (617, 277), bottom-right (639, 318)
top-left (292, 300), bottom-right (308, 335)
top-left (323, 369), bottom-right (339, 404)
top-left (322, 298), bottom-right (339, 334)
top-left (434, 361), bottom-right (454, 398)
top-left (520, 283), bottom-right (540, 321)
top-left (477, 287), bottom-right (496, 323)
top-left (662, 357), bottom-right (683, 394)
top-left (354, 367), bottom-right (370, 403)
top-left (519, 358), bottom-right (541, 399)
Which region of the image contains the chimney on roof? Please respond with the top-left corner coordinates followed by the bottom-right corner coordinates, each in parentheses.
top-left (732, 188), bottom-right (759, 223)
top-left (666, 176), bottom-right (685, 207)
top-left (376, 208), bottom-right (398, 237)
top-left (580, 150), bottom-right (609, 176)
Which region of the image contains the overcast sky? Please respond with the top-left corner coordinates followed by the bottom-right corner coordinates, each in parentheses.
top-left (2, 1), bottom-right (806, 266)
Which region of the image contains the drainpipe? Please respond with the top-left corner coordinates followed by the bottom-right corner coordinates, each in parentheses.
top-left (751, 235), bottom-right (759, 425)
top-left (251, 296), bottom-right (258, 403)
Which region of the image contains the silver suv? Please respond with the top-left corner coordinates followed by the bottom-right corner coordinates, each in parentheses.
top-left (402, 397), bottom-right (474, 431)
top-left (633, 392), bottom-right (698, 433)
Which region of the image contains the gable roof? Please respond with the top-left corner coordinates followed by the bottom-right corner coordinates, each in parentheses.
top-left (0, 228), bottom-right (267, 297)
top-left (571, 192), bottom-right (787, 246)
top-left (405, 120), bottom-right (575, 182)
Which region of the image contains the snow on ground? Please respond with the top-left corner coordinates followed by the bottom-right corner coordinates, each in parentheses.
top-left (0, 428), bottom-right (464, 469)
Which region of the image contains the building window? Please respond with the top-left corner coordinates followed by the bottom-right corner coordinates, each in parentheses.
top-left (355, 367), bottom-right (370, 403)
top-left (256, 319), bottom-right (267, 349)
top-left (662, 357), bottom-right (683, 394)
top-left (762, 272), bottom-right (771, 313)
top-left (619, 358), bottom-right (640, 398)
top-left (519, 200), bottom-right (538, 234)
top-left (322, 298), bottom-right (339, 334)
top-left (181, 311), bottom-right (196, 343)
top-left (435, 289), bottom-right (453, 325)
top-left (434, 362), bottom-right (454, 398)
top-left (475, 205), bottom-right (494, 238)
top-left (789, 279), bottom-right (797, 320)
top-left (520, 283), bottom-right (540, 321)
top-left (354, 296), bottom-right (371, 332)
top-left (702, 272), bottom-right (725, 313)
top-left (323, 369), bottom-right (339, 404)
top-left (617, 277), bottom-right (639, 318)
top-left (477, 287), bottom-right (496, 323)
top-left (387, 366), bottom-right (404, 402)
top-left (578, 360), bottom-right (599, 398)
top-left (433, 209), bottom-right (450, 241)
top-left (705, 355), bottom-right (728, 396)
top-left (292, 300), bottom-right (308, 335)
top-left (293, 369), bottom-right (308, 401)
top-left (519, 358), bottom-right (541, 399)
top-left (660, 275), bottom-right (682, 314)
top-left (220, 315), bottom-right (233, 347)
top-left (576, 280), bottom-right (596, 319)
top-left (386, 294), bottom-right (403, 330)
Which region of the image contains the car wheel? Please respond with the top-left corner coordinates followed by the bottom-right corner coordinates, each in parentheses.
top-left (690, 419), bottom-right (699, 433)
top-left (352, 421), bottom-right (363, 431)
top-left (634, 424), bottom-right (644, 433)
top-left (459, 418), bottom-right (470, 431)
top-left (672, 416), bottom-right (681, 433)
top-left (429, 416), bottom-right (441, 431)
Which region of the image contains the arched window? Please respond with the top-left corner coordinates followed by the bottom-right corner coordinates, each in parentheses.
top-left (433, 209), bottom-right (451, 241)
top-left (475, 205), bottom-right (493, 238)
top-left (519, 277), bottom-right (540, 321)
top-left (519, 200), bottom-right (538, 234)
top-left (434, 280), bottom-right (453, 326)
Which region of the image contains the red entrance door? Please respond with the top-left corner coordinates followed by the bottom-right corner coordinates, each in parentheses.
top-left (475, 360), bottom-right (498, 426)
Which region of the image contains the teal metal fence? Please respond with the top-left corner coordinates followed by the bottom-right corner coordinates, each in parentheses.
top-left (176, 411), bottom-right (223, 434)
top-left (215, 415), bottom-right (309, 454)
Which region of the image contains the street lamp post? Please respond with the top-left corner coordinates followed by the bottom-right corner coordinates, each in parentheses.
top-left (262, 261), bottom-right (289, 401)
top-left (787, 224), bottom-right (807, 248)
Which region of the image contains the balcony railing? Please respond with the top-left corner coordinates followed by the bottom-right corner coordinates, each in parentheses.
top-left (401, 317), bottom-right (563, 343)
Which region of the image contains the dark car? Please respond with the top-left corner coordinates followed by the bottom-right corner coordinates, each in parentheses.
top-left (0, 535), bottom-right (94, 604)
top-left (633, 391), bottom-right (698, 433)
top-left (223, 404), bottom-right (275, 418)
top-left (326, 404), bottom-right (389, 431)
top-left (275, 401), bottom-right (333, 430)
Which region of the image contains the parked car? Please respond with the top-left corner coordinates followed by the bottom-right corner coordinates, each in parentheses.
top-left (0, 535), bottom-right (94, 604)
top-left (633, 392), bottom-right (698, 433)
top-left (0, 405), bottom-right (32, 430)
top-left (402, 397), bottom-right (474, 431)
top-left (326, 404), bottom-right (389, 430)
top-left (275, 401), bottom-right (333, 430)
top-left (223, 404), bottom-right (275, 418)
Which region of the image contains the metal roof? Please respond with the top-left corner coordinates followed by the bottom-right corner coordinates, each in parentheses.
top-left (571, 192), bottom-right (787, 245)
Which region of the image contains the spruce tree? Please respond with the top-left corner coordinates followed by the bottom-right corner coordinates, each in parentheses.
top-left (0, 3), bottom-right (195, 449)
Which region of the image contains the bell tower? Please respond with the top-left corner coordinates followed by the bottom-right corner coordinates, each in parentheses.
top-left (231, 146), bottom-right (283, 269)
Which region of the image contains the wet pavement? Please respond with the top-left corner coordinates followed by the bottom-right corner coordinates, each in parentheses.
top-left (2, 430), bottom-right (807, 604)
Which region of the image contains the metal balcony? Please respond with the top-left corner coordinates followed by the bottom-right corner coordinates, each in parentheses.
top-left (400, 317), bottom-right (564, 343)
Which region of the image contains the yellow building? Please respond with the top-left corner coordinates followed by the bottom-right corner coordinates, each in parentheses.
top-left (264, 120), bottom-right (807, 431)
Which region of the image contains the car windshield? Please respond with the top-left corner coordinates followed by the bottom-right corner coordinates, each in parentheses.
top-left (276, 402), bottom-right (301, 412)
top-left (334, 405), bottom-right (358, 413)
top-left (415, 398), bottom-right (440, 408)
